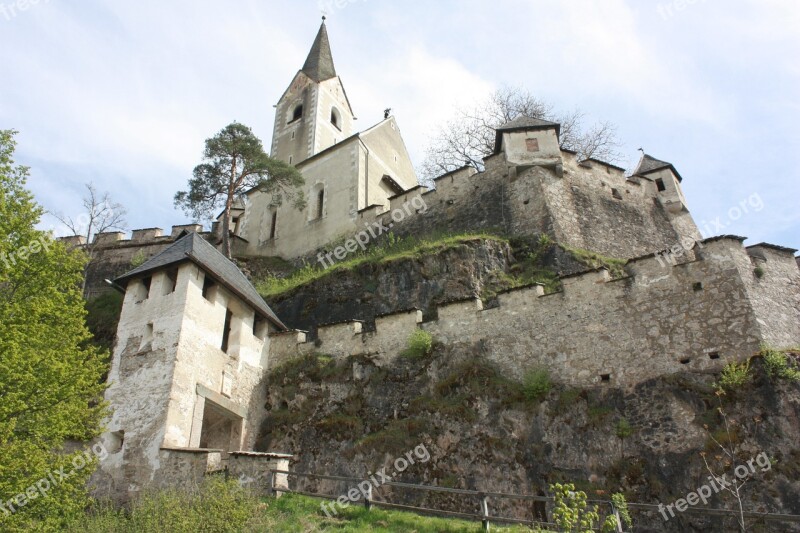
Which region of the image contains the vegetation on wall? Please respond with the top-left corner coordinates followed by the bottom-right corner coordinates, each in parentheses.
top-left (84, 291), bottom-right (124, 351)
top-left (256, 232), bottom-right (509, 298)
top-left (559, 244), bottom-right (627, 279)
top-left (761, 347), bottom-right (800, 383)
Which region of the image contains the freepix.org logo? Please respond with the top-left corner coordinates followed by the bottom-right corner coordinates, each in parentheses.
top-left (317, 195), bottom-right (427, 269)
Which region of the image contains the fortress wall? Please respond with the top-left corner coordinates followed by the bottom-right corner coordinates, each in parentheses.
top-left (267, 237), bottom-right (791, 387)
top-left (67, 225), bottom-right (208, 298)
top-left (742, 244), bottom-right (800, 348)
top-left (349, 151), bottom-right (697, 263)
top-left (354, 156), bottom-right (510, 242)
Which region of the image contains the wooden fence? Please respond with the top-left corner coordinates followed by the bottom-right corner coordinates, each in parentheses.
top-left (267, 469), bottom-right (800, 532)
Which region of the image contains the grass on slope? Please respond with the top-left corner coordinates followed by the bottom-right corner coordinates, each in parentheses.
top-left (257, 232), bottom-right (508, 298)
top-left (67, 477), bottom-right (542, 532)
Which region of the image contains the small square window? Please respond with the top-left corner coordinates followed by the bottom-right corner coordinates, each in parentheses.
top-left (600, 374), bottom-right (611, 382)
top-left (693, 282), bottom-right (703, 292)
top-left (655, 178), bottom-right (666, 192)
top-left (525, 138), bottom-right (540, 152)
top-left (709, 352), bottom-right (720, 360)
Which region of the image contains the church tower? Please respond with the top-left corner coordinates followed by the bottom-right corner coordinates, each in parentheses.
top-left (270, 18), bottom-right (355, 166)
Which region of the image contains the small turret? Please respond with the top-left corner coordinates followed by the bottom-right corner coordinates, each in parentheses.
top-left (632, 153), bottom-right (688, 213)
top-left (494, 116), bottom-right (563, 174)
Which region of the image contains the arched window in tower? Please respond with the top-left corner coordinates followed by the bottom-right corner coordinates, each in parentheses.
top-left (316, 188), bottom-right (325, 220)
top-left (330, 107), bottom-right (341, 130)
top-left (290, 104), bottom-right (303, 123)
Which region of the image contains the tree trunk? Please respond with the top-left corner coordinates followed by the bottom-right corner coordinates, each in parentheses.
top-left (222, 199), bottom-right (232, 259)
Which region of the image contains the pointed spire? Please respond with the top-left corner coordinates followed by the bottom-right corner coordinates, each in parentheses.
top-left (302, 18), bottom-right (337, 82)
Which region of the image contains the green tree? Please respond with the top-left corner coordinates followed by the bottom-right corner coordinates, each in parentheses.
top-left (174, 122), bottom-right (305, 258)
top-left (0, 130), bottom-right (108, 531)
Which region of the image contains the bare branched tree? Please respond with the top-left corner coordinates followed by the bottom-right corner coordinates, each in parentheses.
top-left (52, 182), bottom-right (127, 291)
top-left (701, 393), bottom-right (751, 532)
top-left (420, 86), bottom-right (622, 183)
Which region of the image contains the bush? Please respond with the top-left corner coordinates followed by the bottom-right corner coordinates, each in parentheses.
top-left (401, 329), bottom-right (433, 359)
top-left (550, 482), bottom-right (600, 532)
top-left (67, 476), bottom-right (258, 532)
top-left (716, 360), bottom-right (751, 393)
top-left (522, 368), bottom-right (551, 401)
top-left (762, 348), bottom-right (800, 382)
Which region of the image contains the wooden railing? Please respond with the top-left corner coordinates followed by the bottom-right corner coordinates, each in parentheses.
top-left (267, 469), bottom-right (800, 532)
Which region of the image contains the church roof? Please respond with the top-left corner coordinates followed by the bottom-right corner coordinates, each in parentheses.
top-left (115, 232), bottom-right (286, 330)
top-left (494, 116), bottom-right (561, 153)
top-left (301, 19), bottom-right (337, 82)
top-left (633, 153), bottom-right (683, 182)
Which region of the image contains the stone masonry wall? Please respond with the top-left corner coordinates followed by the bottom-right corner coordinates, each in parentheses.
top-left (348, 150), bottom-right (699, 265)
top-left (269, 237), bottom-right (800, 388)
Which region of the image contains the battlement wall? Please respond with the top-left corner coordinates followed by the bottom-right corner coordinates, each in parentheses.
top-left (269, 236), bottom-right (800, 387)
top-left (61, 225), bottom-right (208, 298)
top-left (347, 150), bottom-right (699, 264)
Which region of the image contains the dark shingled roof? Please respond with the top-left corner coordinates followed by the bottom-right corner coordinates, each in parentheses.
top-left (633, 153), bottom-right (684, 182)
top-left (114, 232), bottom-right (286, 330)
top-left (302, 20), bottom-right (337, 82)
top-left (494, 116), bottom-right (561, 153)
top-left (497, 116), bottom-right (561, 131)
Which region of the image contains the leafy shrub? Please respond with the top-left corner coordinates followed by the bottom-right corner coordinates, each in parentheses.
top-left (602, 493), bottom-right (633, 532)
top-left (522, 368), bottom-right (551, 401)
top-left (761, 348), bottom-right (800, 382)
top-left (754, 266), bottom-right (765, 279)
top-left (716, 360), bottom-right (751, 392)
top-left (401, 329), bottom-right (433, 359)
top-left (550, 482), bottom-right (600, 532)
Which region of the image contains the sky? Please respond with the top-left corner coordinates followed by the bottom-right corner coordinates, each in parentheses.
top-left (1, 0), bottom-right (798, 251)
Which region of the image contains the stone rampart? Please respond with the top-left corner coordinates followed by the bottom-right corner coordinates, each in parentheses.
top-left (269, 237), bottom-right (800, 387)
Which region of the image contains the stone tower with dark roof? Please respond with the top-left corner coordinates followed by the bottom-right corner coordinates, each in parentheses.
top-left (270, 18), bottom-right (355, 166)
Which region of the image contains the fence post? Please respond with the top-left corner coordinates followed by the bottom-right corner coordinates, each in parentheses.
top-left (365, 483), bottom-right (372, 511)
top-left (480, 493), bottom-right (490, 532)
top-left (610, 502), bottom-right (623, 533)
top-left (268, 469), bottom-right (275, 497)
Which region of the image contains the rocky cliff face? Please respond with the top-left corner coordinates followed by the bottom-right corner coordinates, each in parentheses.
top-left (261, 239), bottom-right (514, 334)
top-left (257, 237), bottom-right (586, 335)
top-left (257, 345), bottom-right (800, 532)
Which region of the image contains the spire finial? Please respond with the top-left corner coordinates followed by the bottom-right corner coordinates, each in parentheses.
top-left (322, 15), bottom-right (326, 21)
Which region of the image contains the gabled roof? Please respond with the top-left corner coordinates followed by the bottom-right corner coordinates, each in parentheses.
top-left (498, 116), bottom-right (561, 131)
top-left (494, 116), bottom-right (561, 153)
top-left (115, 232), bottom-right (286, 330)
top-left (301, 19), bottom-right (337, 82)
top-left (632, 153), bottom-right (683, 182)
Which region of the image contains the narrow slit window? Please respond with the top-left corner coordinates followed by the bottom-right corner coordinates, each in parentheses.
top-left (221, 309), bottom-right (233, 353)
top-left (330, 108), bottom-right (340, 129)
top-left (316, 189), bottom-right (325, 219)
top-left (269, 211), bottom-right (277, 240)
